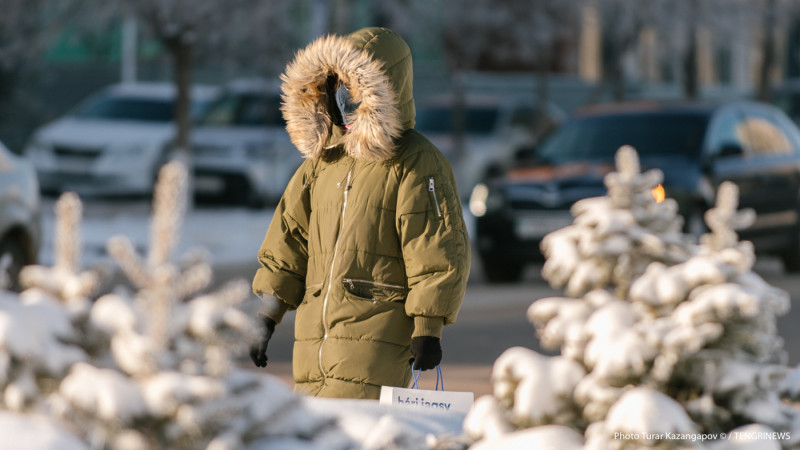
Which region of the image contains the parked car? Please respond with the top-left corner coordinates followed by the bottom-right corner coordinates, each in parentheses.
top-left (25, 82), bottom-right (219, 196)
top-left (415, 95), bottom-right (565, 199)
top-left (471, 100), bottom-right (800, 282)
top-left (0, 139), bottom-right (40, 291)
top-left (770, 78), bottom-right (800, 126)
top-left (191, 78), bottom-right (301, 206)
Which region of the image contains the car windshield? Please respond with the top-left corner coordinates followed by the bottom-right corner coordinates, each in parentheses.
top-left (198, 93), bottom-right (285, 127)
top-left (536, 113), bottom-right (710, 163)
top-left (73, 95), bottom-right (175, 122)
top-left (415, 105), bottom-right (499, 134)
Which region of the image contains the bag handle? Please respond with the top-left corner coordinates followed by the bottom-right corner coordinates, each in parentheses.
top-left (411, 365), bottom-right (444, 391)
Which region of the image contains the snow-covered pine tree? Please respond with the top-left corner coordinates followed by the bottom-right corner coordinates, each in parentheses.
top-left (0, 162), bottom-right (315, 449)
top-left (464, 145), bottom-right (800, 449)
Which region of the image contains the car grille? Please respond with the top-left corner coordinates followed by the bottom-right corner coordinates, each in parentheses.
top-left (194, 145), bottom-right (228, 157)
top-left (508, 199), bottom-right (574, 211)
top-left (53, 145), bottom-right (103, 162)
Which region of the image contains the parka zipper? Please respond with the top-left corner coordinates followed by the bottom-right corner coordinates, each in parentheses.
top-left (428, 176), bottom-right (442, 217)
top-left (318, 168), bottom-right (353, 378)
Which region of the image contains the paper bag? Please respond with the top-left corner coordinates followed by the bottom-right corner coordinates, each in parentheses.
top-left (379, 366), bottom-right (474, 414)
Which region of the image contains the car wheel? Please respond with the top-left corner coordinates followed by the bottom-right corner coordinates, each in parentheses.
top-left (684, 207), bottom-right (708, 244)
top-left (244, 191), bottom-right (267, 209)
top-left (482, 164), bottom-right (504, 181)
top-left (480, 256), bottom-right (524, 283)
top-left (0, 238), bottom-right (28, 292)
top-left (781, 224), bottom-right (800, 273)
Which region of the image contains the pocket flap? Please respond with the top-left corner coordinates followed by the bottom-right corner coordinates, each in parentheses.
top-left (342, 278), bottom-right (407, 303)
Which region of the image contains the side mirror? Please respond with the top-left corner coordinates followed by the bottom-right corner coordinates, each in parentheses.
top-left (717, 143), bottom-right (744, 158)
top-left (513, 145), bottom-right (538, 164)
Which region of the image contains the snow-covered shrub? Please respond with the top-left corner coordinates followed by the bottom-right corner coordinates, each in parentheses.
top-left (0, 162), bottom-right (468, 450)
top-left (0, 163), bottom-right (313, 449)
top-left (465, 146), bottom-right (800, 449)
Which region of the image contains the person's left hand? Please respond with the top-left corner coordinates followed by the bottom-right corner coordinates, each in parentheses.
top-left (409, 336), bottom-right (442, 370)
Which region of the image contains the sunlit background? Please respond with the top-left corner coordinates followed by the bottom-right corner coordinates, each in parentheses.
top-left (1, 0), bottom-right (798, 154)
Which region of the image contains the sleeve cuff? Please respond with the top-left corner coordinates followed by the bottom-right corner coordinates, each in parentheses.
top-left (258, 294), bottom-right (290, 324)
top-left (413, 316), bottom-right (444, 338)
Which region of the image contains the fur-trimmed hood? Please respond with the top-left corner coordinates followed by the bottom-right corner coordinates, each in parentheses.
top-left (280, 27), bottom-right (415, 161)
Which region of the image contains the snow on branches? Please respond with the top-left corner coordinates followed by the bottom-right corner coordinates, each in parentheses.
top-left (541, 145), bottom-right (690, 298)
top-left (0, 162), bottom-right (304, 449)
top-left (465, 146), bottom-right (800, 449)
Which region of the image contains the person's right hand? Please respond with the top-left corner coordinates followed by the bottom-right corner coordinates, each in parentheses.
top-left (249, 316), bottom-right (276, 367)
top-left (409, 336), bottom-right (442, 370)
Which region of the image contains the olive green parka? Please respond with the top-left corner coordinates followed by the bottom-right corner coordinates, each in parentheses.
top-left (252, 27), bottom-right (470, 399)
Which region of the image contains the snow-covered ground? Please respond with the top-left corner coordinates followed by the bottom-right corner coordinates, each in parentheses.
top-left (38, 199), bottom-right (274, 269)
top-left (37, 198), bottom-right (477, 271)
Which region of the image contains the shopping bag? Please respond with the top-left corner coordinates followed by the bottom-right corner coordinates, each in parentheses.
top-left (379, 366), bottom-right (474, 414)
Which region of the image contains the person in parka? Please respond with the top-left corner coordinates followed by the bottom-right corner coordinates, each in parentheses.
top-left (250, 27), bottom-right (470, 399)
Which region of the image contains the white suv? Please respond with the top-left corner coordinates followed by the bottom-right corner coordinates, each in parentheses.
top-left (191, 78), bottom-right (302, 206)
top-left (415, 95), bottom-right (565, 199)
top-left (25, 82), bottom-right (219, 196)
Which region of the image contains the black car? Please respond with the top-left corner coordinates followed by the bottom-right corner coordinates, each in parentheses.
top-left (471, 101), bottom-right (800, 282)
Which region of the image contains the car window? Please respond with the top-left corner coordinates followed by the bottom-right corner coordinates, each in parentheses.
top-left (737, 109), bottom-right (794, 156)
top-left (770, 107), bottom-right (800, 151)
top-left (200, 95), bottom-right (238, 125)
top-left (73, 95), bottom-right (174, 122)
top-left (508, 104), bottom-right (564, 138)
top-left (509, 106), bottom-right (534, 128)
top-left (706, 108), bottom-right (747, 157)
top-left (771, 90), bottom-right (800, 124)
top-left (415, 106), bottom-right (499, 135)
top-left (200, 93), bottom-right (284, 127)
top-left (535, 113), bottom-right (709, 163)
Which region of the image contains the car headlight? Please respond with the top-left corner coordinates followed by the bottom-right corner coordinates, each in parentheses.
top-left (469, 183), bottom-right (503, 217)
top-left (25, 141), bottom-right (57, 168)
top-left (25, 140), bottom-right (50, 158)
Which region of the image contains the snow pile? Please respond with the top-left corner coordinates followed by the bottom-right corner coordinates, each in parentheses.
top-left (464, 146), bottom-right (800, 449)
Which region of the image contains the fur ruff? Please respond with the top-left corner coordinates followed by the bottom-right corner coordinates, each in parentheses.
top-left (280, 34), bottom-right (404, 161)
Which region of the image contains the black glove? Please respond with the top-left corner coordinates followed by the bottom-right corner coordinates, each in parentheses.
top-left (409, 336), bottom-right (442, 371)
top-left (249, 316), bottom-right (276, 368)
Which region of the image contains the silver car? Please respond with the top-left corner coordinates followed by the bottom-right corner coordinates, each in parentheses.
top-left (415, 95), bottom-right (566, 199)
top-left (0, 139), bottom-right (40, 291)
top-left (191, 78), bottom-right (302, 206)
top-left (26, 82), bottom-right (219, 196)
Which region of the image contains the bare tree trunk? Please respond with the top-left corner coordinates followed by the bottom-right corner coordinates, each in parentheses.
top-left (594, 33), bottom-right (628, 102)
top-left (682, 37), bottom-right (698, 99)
top-left (332, 0), bottom-right (351, 33)
top-left (757, 0), bottom-right (776, 102)
top-left (452, 71), bottom-right (466, 165)
top-left (611, 58), bottom-right (626, 101)
top-left (536, 53), bottom-right (551, 105)
top-left (682, 0), bottom-right (699, 99)
top-left (165, 37), bottom-right (194, 207)
top-left (171, 42), bottom-right (192, 157)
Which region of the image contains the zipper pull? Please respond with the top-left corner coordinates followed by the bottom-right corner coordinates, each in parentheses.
top-left (428, 176), bottom-right (443, 217)
top-left (345, 279), bottom-right (355, 290)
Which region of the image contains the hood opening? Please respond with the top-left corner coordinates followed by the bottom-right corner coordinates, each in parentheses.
top-left (280, 28), bottom-right (412, 162)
